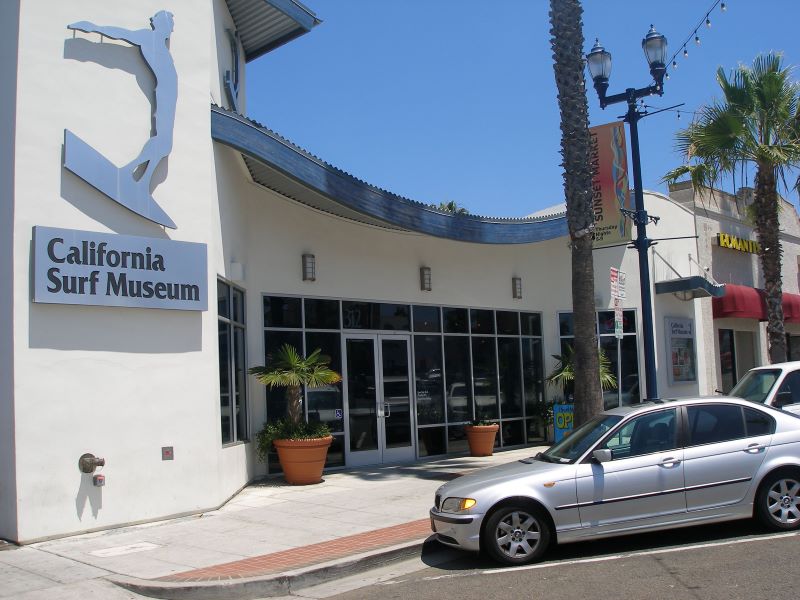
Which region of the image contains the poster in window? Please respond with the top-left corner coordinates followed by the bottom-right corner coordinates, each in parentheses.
top-left (666, 317), bottom-right (696, 383)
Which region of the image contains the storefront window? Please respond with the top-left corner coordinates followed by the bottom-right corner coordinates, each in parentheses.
top-left (521, 312), bottom-right (542, 337)
top-left (443, 307), bottom-right (468, 333)
top-left (342, 301), bottom-right (410, 330)
top-left (306, 332), bottom-right (343, 434)
top-left (719, 329), bottom-right (736, 393)
top-left (444, 336), bottom-right (472, 423)
top-left (496, 311), bottom-right (520, 335)
top-left (470, 309), bottom-right (495, 334)
top-left (472, 337), bottom-right (499, 420)
top-left (218, 279), bottom-right (247, 445)
top-left (263, 296), bottom-right (345, 469)
top-left (304, 298), bottom-right (340, 329)
top-left (498, 338), bottom-right (522, 418)
top-left (558, 310), bottom-right (640, 409)
top-left (414, 335), bottom-right (444, 425)
top-left (263, 296), bottom-right (544, 463)
top-left (413, 305), bottom-right (441, 333)
top-left (264, 296), bottom-right (301, 328)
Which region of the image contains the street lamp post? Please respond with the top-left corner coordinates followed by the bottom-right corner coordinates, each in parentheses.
top-left (586, 26), bottom-right (668, 402)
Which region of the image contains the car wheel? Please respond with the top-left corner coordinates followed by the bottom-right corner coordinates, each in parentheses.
top-left (482, 504), bottom-right (551, 565)
top-left (756, 472), bottom-right (800, 531)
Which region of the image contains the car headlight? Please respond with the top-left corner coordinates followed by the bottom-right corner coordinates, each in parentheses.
top-left (441, 497), bottom-right (477, 513)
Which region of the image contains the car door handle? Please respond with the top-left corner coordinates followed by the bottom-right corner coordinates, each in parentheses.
top-left (744, 443), bottom-right (766, 453)
top-left (660, 457), bottom-right (681, 468)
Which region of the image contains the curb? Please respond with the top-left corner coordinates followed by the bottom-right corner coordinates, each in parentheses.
top-left (110, 535), bottom-right (441, 600)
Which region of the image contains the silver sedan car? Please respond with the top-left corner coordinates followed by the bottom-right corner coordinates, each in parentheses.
top-left (430, 397), bottom-right (800, 565)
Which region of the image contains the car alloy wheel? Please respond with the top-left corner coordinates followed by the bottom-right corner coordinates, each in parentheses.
top-left (757, 473), bottom-right (800, 531)
top-left (483, 505), bottom-right (550, 565)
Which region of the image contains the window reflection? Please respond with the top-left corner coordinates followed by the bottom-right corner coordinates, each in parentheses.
top-left (263, 297), bottom-right (547, 459)
top-left (498, 338), bottom-right (522, 417)
top-left (472, 338), bottom-right (498, 420)
top-left (445, 336), bottom-right (472, 423)
top-left (414, 335), bottom-right (444, 425)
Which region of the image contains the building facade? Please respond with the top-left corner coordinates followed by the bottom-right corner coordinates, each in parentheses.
top-left (3, 0), bottom-right (795, 545)
top-left (668, 182), bottom-right (800, 392)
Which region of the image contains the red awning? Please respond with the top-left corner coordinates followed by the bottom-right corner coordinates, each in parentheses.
top-left (713, 284), bottom-right (766, 320)
top-left (783, 292), bottom-right (800, 323)
top-left (712, 284), bottom-right (800, 322)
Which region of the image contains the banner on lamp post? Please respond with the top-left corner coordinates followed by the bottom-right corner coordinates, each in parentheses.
top-left (590, 122), bottom-right (632, 248)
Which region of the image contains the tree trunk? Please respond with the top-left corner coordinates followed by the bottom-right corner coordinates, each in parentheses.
top-left (753, 164), bottom-right (786, 363)
top-left (286, 385), bottom-right (303, 426)
top-left (549, 0), bottom-right (603, 426)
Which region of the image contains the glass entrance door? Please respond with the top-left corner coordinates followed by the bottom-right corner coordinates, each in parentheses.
top-left (344, 334), bottom-right (415, 466)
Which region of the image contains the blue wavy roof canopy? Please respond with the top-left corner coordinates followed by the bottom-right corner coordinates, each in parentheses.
top-left (211, 105), bottom-right (568, 244)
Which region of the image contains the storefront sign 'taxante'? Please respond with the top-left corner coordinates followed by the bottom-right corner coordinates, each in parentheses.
top-left (32, 226), bottom-right (207, 311)
top-left (717, 232), bottom-right (760, 254)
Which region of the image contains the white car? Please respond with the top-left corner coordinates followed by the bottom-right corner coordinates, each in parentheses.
top-left (729, 362), bottom-right (800, 415)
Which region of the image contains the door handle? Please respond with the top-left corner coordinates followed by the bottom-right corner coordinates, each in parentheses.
top-left (384, 401), bottom-right (391, 418)
top-left (660, 457), bottom-right (681, 468)
top-left (745, 443), bottom-right (766, 453)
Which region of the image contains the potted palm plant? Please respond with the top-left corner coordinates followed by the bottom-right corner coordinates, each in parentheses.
top-left (249, 344), bottom-right (341, 485)
top-left (547, 345), bottom-right (617, 398)
top-left (464, 419), bottom-right (499, 456)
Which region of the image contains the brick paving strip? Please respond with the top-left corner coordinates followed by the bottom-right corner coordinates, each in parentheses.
top-left (160, 518), bottom-right (432, 582)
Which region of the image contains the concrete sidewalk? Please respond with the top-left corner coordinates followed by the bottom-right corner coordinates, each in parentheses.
top-left (0, 446), bottom-right (545, 600)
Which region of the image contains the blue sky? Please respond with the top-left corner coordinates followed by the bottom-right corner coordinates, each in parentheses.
top-left (246, 1), bottom-right (800, 218)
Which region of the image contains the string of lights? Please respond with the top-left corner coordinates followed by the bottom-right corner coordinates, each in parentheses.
top-left (664, 0), bottom-right (727, 81)
top-left (642, 103), bottom-right (701, 121)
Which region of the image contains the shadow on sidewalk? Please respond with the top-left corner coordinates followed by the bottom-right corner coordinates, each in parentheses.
top-left (251, 454), bottom-right (527, 486)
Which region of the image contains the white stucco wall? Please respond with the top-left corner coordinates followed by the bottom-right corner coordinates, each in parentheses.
top-left (7, 1), bottom-right (249, 543)
top-left (0, 0), bottom-right (21, 542)
top-left (211, 145), bottom-right (579, 464)
top-left (644, 191), bottom-right (704, 398)
top-left (210, 0), bottom-right (245, 113)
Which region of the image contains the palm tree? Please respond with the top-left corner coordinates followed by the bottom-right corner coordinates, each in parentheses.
top-left (549, 0), bottom-right (603, 425)
top-left (249, 344), bottom-right (341, 428)
top-left (664, 54), bottom-right (800, 363)
top-left (546, 346), bottom-right (618, 398)
top-left (436, 200), bottom-right (469, 215)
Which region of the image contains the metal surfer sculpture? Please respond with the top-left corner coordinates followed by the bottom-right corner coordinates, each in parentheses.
top-left (65, 11), bottom-right (177, 229)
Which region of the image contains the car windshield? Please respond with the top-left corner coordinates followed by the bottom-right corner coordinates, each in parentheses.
top-left (540, 414), bottom-right (623, 463)
top-left (729, 369), bottom-right (781, 403)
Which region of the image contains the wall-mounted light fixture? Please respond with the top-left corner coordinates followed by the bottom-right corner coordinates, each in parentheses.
top-left (420, 266), bottom-right (432, 291)
top-left (302, 253), bottom-right (316, 281)
top-left (512, 277), bottom-right (522, 299)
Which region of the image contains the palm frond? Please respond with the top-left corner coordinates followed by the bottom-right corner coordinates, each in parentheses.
top-left (250, 344), bottom-right (342, 426)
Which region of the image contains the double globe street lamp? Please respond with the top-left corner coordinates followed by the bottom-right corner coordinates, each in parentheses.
top-left (586, 26), bottom-right (668, 402)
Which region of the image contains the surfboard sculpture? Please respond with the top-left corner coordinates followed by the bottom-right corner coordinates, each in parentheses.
top-left (65, 11), bottom-right (177, 229)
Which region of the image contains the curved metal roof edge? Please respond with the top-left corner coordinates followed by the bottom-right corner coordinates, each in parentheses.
top-left (210, 105), bottom-right (568, 244)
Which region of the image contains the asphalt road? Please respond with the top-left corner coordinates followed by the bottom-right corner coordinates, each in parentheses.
top-left (304, 521), bottom-right (800, 600)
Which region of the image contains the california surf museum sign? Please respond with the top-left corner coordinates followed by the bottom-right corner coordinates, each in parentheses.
top-left (33, 226), bottom-right (207, 311)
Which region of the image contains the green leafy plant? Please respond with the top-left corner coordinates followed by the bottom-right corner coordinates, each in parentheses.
top-left (254, 419), bottom-right (331, 462)
top-left (469, 418), bottom-right (498, 426)
top-left (546, 346), bottom-right (617, 397)
top-left (249, 344), bottom-right (342, 460)
top-left (663, 53), bottom-right (800, 362)
top-left (530, 399), bottom-right (556, 426)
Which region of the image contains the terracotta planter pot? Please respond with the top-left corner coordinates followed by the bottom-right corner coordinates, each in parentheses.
top-left (273, 436), bottom-right (333, 485)
top-left (465, 424), bottom-right (499, 457)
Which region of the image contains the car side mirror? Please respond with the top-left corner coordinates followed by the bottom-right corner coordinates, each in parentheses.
top-left (593, 449), bottom-right (612, 463)
top-left (775, 390), bottom-right (794, 408)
